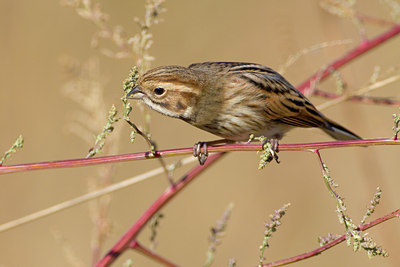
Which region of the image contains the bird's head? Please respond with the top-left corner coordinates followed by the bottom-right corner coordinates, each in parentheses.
top-left (127, 65), bottom-right (205, 120)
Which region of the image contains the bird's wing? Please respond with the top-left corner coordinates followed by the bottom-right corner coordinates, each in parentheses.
top-left (190, 62), bottom-right (328, 128)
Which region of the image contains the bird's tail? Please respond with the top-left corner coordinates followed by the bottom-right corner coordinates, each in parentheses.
top-left (323, 118), bottom-right (362, 140)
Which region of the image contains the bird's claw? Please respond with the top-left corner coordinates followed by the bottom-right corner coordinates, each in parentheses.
top-left (193, 142), bottom-right (208, 165)
top-left (262, 138), bottom-right (280, 164)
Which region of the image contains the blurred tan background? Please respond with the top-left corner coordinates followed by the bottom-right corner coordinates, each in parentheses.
top-left (0, 0), bottom-right (399, 266)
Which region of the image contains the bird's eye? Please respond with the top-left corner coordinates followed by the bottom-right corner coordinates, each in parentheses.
top-left (153, 87), bottom-right (165, 96)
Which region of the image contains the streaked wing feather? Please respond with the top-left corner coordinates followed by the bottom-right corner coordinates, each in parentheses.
top-left (220, 62), bottom-right (328, 128)
top-left (190, 62), bottom-right (329, 128)
top-left (277, 113), bottom-right (326, 128)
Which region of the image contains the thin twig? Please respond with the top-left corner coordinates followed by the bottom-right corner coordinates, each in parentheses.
top-left (130, 240), bottom-right (178, 267)
top-left (0, 156), bottom-right (197, 233)
top-left (0, 135), bottom-right (24, 166)
top-left (263, 209), bottom-right (400, 266)
top-left (278, 39), bottom-right (353, 74)
top-left (357, 13), bottom-right (398, 27)
top-left (313, 88), bottom-right (400, 106)
top-left (317, 73), bottom-right (400, 110)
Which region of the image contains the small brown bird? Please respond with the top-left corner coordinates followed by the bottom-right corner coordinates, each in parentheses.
top-left (127, 62), bottom-right (361, 164)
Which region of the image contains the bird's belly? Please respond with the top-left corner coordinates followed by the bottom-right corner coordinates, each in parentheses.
top-left (197, 115), bottom-right (292, 141)
top-left (220, 124), bottom-right (292, 141)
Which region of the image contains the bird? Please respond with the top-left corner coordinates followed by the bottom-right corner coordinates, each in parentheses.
top-left (127, 62), bottom-right (361, 164)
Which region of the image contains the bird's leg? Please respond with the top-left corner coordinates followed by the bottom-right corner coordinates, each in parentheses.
top-left (193, 139), bottom-right (230, 165)
top-left (262, 138), bottom-right (280, 164)
top-left (193, 142), bottom-right (208, 165)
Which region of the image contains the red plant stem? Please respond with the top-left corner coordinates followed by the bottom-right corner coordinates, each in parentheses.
top-left (96, 152), bottom-right (226, 267)
top-left (360, 209), bottom-right (400, 230)
top-left (264, 208), bottom-right (400, 266)
top-left (297, 23), bottom-right (400, 95)
top-left (130, 240), bottom-right (178, 267)
top-left (0, 138), bottom-right (398, 175)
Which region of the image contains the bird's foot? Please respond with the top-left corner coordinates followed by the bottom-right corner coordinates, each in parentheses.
top-left (193, 142), bottom-right (209, 165)
top-left (262, 138), bottom-right (280, 164)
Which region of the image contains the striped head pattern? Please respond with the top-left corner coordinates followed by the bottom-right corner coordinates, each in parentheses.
top-left (127, 65), bottom-right (207, 121)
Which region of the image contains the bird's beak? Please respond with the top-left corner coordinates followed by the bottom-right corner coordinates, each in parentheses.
top-left (126, 85), bottom-right (144, 99)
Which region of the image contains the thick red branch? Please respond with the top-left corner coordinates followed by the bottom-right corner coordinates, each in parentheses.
top-left (96, 152), bottom-right (226, 267)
